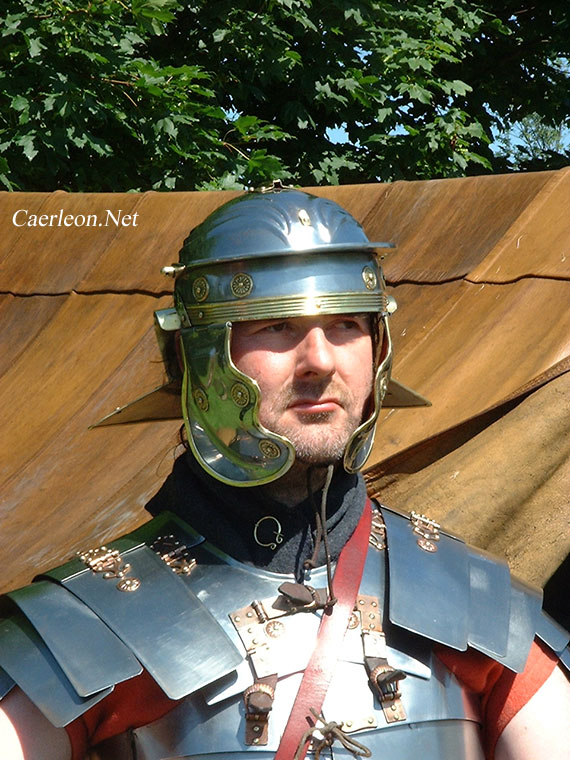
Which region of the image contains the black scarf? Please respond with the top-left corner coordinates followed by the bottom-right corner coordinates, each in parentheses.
top-left (145, 452), bottom-right (367, 581)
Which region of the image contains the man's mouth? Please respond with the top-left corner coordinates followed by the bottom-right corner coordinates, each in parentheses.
top-left (288, 398), bottom-right (342, 414)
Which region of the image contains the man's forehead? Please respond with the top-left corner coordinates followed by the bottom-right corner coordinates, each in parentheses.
top-left (233, 313), bottom-right (373, 328)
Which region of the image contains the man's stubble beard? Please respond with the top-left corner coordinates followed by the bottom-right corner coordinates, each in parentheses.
top-left (259, 379), bottom-right (369, 467)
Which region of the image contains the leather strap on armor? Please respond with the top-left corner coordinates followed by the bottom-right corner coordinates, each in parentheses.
top-left (275, 499), bottom-right (372, 760)
top-left (244, 674), bottom-right (278, 745)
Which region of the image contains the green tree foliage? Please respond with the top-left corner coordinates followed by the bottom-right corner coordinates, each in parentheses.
top-left (0, 0), bottom-right (289, 190)
top-left (1, 0), bottom-right (568, 191)
top-left (494, 112), bottom-right (570, 172)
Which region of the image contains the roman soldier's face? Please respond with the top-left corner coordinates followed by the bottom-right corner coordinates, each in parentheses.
top-left (231, 314), bottom-right (374, 465)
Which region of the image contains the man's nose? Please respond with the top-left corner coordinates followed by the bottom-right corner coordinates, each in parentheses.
top-left (294, 327), bottom-right (335, 378)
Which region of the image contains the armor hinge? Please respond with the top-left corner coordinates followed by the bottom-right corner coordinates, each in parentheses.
top-left (356, 594), bottom-right (407, 723)
top-left (150, 534), bottom-right (197, 576)
top-left (77, 546), bottom-right (141, 592)
top-left (409, 510), bottom-right (440, 553)
top-left (369, 509), bottom-right (386, 551)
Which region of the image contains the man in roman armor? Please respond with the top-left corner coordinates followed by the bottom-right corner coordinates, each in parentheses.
top-left (0, 184), bottom-right (568, 759)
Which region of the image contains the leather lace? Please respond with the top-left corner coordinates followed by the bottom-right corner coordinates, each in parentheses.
top-left (293, 709), bottom-right (372, 759)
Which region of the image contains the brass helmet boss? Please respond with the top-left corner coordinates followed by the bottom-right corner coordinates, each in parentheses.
top-left (168, 186), bottom-right (395, 487)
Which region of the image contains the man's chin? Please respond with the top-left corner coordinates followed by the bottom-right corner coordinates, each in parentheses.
top-left (284, 429), bottom-right (354, 466)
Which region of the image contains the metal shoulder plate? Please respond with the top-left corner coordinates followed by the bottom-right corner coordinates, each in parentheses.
top-left (380, 505), bottom-right (551, 673)
top-left (0, 512), bottom-right (242, 727)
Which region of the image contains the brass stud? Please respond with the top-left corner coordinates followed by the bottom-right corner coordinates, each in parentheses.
top-left (117, 578), bottom-right (141, 592)
top-left (193, 388), bottom-right (209, 412)
top-left (259, 439), bottom-right (281, 459)
top-left (192, 276), bottom-right (209, 302)
top-left (362, 266), bottom-right (377, 290)
top-left (230, 273), bottom-right (253, 298)
top-left (386, 295), bottom-right (398, 314)
top-left (231, 382), bottom-right (250, 407)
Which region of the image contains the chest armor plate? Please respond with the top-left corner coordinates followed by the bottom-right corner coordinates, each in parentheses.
top-left (89, 533), bottom-right (484, 760)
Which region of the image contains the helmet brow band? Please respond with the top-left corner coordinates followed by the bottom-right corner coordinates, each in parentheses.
top-left (186, 292), bottom-right (388, 325)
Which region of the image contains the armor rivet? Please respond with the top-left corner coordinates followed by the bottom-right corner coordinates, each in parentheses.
top-left (198, 311), bottom-right (204, 319)
top-left (370, 623), bottom-right (376, 629)
top-left (362, 266), bottom-right (377, 290)
top-left (367, 717), bottom-right (375, 724)
top-left (117, 578), bottom-right (141, 593)
top-left (253, 738), bottom-right (260, 744)
top-left (391, 704), bottom-right (398, 712)
top-left (252, 638), bottom-right (259, 645)
top-left (193, 388), bottom-right (209, 412)
top-left (231, 382), bottom-right (250, 407)
top-left (259, 439), bottom-right (281, 459)
top-left (369, 613), bottom-right (375, 619)
top-left (371, 601), bottom-right (377, 607)
top-left (192, 276), bottom-right (209, 302)
top-left (253, 725), bottom-right (261, 733)
top-left (298, 209), bottom-right (311, 226)
top-left (265, 620), bottom-right (285, 638)
top-left (247, 612), bottom-right (253, 618)
top-left (359, 599), bottom-right (365, 605)
top-left (230, 272), bottom-right (254, 298)
top-left (347, 611), bottom-right (360, 629)
top-left (345, 720), bottom-right (353, 728)
top-left (234, 616), bottom-right (241, 622)
top-left (386, 294), bottom-right (398, 314)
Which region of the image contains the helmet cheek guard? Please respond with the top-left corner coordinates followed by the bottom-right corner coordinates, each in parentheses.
top-left (179, 322), bottom-right (295, 486)
top-left (344, 313), bottom-right (393, 473)
top-left (173, 186), bottom-right (396, 487)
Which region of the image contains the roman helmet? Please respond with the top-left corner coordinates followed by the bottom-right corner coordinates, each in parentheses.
top-left (172, 182), bottom-right (398, 486)
top-left (95, 182), bottom-right (429, 485)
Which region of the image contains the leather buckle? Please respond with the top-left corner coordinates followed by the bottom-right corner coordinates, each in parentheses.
top-left (244, 676), bottom-right (277, 745)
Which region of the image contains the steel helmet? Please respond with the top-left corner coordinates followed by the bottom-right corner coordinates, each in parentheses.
top-left (168, 184), bottom-right (396, 486)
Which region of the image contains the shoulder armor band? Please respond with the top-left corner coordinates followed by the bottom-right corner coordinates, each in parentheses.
top-left (0, 611), bottom-right (114, 726)
top-left (536, 609), bottom-right (570, 675)
top-left (536, 609), bottom-right (570, 655)
top-left (380, 506), bottom-right (543, 672)
top-left (0, 512), bottom-right (243, 726)
top-left (0, 665), bottom-right (15, 700)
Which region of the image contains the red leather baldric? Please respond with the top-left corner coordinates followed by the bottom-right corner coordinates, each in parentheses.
top-left (274, 499), bottom-right (372, 760)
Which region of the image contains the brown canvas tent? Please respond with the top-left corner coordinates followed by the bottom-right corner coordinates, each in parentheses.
top-left (1, 170), bottom-right (569, 622)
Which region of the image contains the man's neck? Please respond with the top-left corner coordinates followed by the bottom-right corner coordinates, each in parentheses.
top-left (260, 462), bottom-right (330, 507)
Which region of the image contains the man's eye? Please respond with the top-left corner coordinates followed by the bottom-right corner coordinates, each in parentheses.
top-left (335, 319), bottom-right (359, 330)
top-left (263, 322), bottom-right (288, 333)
